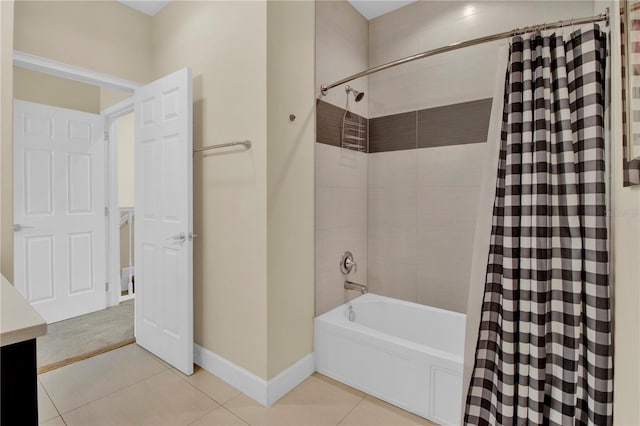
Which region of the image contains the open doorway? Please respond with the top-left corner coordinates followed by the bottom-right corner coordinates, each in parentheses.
top-left (12, 67), bottom-right (138, 372)
top-left (116, 112), bottom-right (135, 302)
top-left (13, 54), bottom-right (194, 375)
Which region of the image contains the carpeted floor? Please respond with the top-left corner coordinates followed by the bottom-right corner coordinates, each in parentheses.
top-left (37, 300), bottom-right (135, 373)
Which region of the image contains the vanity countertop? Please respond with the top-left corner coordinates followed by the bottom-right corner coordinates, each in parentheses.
top-left (1, 274), bottom-right (47, 347)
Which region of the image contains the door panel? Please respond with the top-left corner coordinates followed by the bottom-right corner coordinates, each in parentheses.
top-left (14, 100), bottom-right (106, 324)
top-left (134, 68), bottom-right (193, 375)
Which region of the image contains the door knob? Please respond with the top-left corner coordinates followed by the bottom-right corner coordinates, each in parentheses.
top-left (13, 224), bottom-right (35, 232)
top-left (166, 232), bottom-right (186, 243)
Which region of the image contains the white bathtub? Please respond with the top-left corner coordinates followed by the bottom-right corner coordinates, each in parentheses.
top-left (314, 293), bottom-right (466, 425)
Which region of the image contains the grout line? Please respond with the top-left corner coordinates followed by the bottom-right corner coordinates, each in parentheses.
top-left (187, 406), bottom-right (221, 426)
top-left (217, 406), bottom-right (249, 426)
top-left (55, 366), bottom-right (168, 416)
top-left (39, 380), bottom-right (63, 420)
top-left (167, 366), bottom-right (240, 407)
top-left (53, 414), bottom-right (68, 426)
top-left (335, 394), bottom-right (366, 426)
top-left (136, 345), bottom-right (173, 371)
top-left (221, 400), bottom-right (256, 426)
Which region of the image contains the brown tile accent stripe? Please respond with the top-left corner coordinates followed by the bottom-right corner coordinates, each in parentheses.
top-left (316, 98), bottom-right (492, 153)
top-left (316, 100), bottom-right (368, 151)
top-left (369, 111), bottom-right (417, 153)
top-left (417, 98), bottom-right (492, 148)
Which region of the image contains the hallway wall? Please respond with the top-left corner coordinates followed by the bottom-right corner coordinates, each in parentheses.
top-left (13, 67), bottom-right (100, 114)
top-left (0, 0), bottom-right (14, 281)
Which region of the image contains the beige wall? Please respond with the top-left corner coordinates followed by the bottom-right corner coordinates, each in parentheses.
top-left (13, 67), bottom-right (100, 113)
top-left (13, 0), bottom-right (151, 111)
top-left (153, 1), bottom-right (269, 379)
top-left (119, 218), bottom-right (134, 280)
top-left (14, 0), bottom-right (151, 84)
top-left (266, 0), bottom-right (315, 378)
top-left (315, 1), bottom-right (369, 316)
top-left (609, 1), bottom-right (640, 423)
top-left (0, 0), bottom-right (14, 282)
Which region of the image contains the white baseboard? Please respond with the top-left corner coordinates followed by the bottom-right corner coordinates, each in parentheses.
top-left (266, 352), bottom-right (315, 406)
top-left (193, 344), bottom-right (314, 407)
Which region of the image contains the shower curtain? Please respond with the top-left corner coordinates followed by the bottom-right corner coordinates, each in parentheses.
top-left (465, 25), bottom-right (612, 425)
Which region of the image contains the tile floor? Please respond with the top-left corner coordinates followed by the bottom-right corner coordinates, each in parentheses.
top-left (37, 344), bottom-right (436, 426)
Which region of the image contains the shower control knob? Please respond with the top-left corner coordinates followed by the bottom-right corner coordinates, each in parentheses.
top-left (340, 251), bottom-right (357, 274)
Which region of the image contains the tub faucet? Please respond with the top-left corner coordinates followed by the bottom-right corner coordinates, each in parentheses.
top-left (344, 280), bottom-right (368, 294)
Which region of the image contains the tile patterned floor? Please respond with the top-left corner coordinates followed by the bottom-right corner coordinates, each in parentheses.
top-left (38, 344), bottom-right (436, 426)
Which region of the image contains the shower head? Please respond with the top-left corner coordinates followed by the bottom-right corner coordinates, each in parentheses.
top-left (345, 85), bottom-right (365, 102)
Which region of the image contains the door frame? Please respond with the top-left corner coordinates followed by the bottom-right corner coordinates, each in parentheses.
top-left (13, 50), bottom-right (140, 309)
top-left (102, 98), bottom-right (134, 308)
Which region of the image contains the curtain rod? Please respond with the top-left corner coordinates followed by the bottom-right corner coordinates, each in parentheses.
top-left (320, 10), bottom-right (609, 95)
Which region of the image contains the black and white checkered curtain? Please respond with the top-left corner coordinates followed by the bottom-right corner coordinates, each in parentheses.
top-left (465, 25), bottom-right (612, 426)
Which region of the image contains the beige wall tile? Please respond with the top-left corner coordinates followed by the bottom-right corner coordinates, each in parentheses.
top-left (315, 144), bottom-right (368, 315)
top-left (316, 144), bottom-right (368, 190)
top-left (315, 0), bottom-right (370, 318)
top-left (368, 1), bottom-right (595, 117)
top-left (368, 151), bottom-right (417, 189)
top-left (62, 370), bottom-right (217, 425)
top-left (416, 144), bottom-right (488, 187)
top-left (316, 0), bottom-right (369, 118)
top-left (367, 256), bottom-right (417, 302)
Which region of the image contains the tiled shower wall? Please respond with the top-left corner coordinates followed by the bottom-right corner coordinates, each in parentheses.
top-left (316, 0), bottom-right (596, 316)
top-left (315, 1), bottom-right (369, 316)
top-left (316, 97), bottom-right (491, 314)
top-left (365, 1), bottom-right (595, 313)
top-left (367, 101), bottom-right (491, 313)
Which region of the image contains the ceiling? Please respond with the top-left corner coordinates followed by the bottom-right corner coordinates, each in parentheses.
top-left (347, 0), bottom-right (417, 20)
top-left (118, 0), bottom-right (414, 21)
top-left (118, 0), bottom-right (171, 16)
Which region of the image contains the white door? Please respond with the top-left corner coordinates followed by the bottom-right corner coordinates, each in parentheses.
top-left (13, 100), bottom-right (106, 324)
top-left (134, 68), bottom-right (193, 375)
